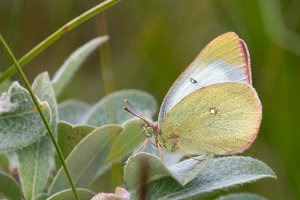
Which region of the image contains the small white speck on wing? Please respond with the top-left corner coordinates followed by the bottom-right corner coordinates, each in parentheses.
top-left (209, 107), bottom-right (218, 115)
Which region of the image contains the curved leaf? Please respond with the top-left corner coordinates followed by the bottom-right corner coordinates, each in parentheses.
top-left (55, 121), bottom-right (95, 169)
top-left (83, 89), bottom-right (157, 126)
top-left (215, 193), bottom-right (267, 200)
top-left (0, 92), bottom-right (16, 115)
top-left (124, 152), bottom-right (211, 190)
top-left (142, 142), bottom-right (183, 167)
top-left (0, 171), bottom-right (22, 200)
top-left (17, 136), bottom-right (53, 200)
top-left (0, 152), bottom-right (9, 170)
top-left (49, 124), bottom-right (123, 195)
top-left (106, 118), bottom-right (145, 163)
top-left (32, 72), bottom-right (58, 130)
top-left (124, 153), bottom-right (169, 190)
top-left (0, 82), bottom-right (51, 150)
top-left (47, 188), bottom-right (95, 200)
top-left (129, 156), bottom-right (276, 200)
top-left (93, 119), bottom-right (155, 182)
top-left (17, 72), bottom-right (58, 200)
top-left (58, 100), bottom-right (91, 124)
top-left (52, 36), bottom-right (108, 96)
top-left (34, 193), bottom-right (48, 200)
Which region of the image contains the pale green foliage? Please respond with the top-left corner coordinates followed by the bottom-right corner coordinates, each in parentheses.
top-left (49, 125), bottom-right (123, 195)
top-left (129, 156), bottom-right (276, 200)
top-left (0, 172), bottom-right (22, 200)
top-left (0, 82), bottom-right (51, 150)
top-left (32, 72), bottom-right (58, 131)
top-left (55, 122), bottom-right (95, 169)
top-left (0, 152), bottom-right (9, 170)
top-left (216, 193), bottom-right (267, 200)
top-left (83, 89), bottom-right (157, 126)
top-left (106, 118), bottom-right (145, 163)
top-left (17, 136), bottom-right (53, 200)
top-left (52, 36), bottom-right (109, 96)
top-left (124, 152), bottom-right (174, 189)
top-left (17, 72), bottom-right (58, 200)
top-left (58, 100), bottom-right (91, 124)
top-left (124, 153), bottom-right (212, 189)
top-left (47, 188), bottom-right (95, 200)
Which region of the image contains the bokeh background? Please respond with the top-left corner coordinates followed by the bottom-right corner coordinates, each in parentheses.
top-left (1, 0), bottom-right (300, 199)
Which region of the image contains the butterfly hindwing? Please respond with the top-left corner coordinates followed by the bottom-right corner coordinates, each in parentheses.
top-left (157, 82), bottom-right (262, 155)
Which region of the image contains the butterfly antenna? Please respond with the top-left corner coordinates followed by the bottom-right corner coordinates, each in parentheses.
top-left (123, 99), bottom-right (153, 126)
top-left (124, 99), bottom-right (145, 118)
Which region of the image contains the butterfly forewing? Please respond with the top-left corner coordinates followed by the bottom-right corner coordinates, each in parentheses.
top-left (157, 82), bottom-right (262, 155)
top-left (158, 32), bottom-right (251, 125)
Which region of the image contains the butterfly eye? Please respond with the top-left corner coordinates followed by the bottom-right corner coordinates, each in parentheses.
top-left (142, 125), bottom-right (153, 138)
top-left (209, 107), bottom-right (218, 115)
top-left (190, 78), bottom-right (197, 84)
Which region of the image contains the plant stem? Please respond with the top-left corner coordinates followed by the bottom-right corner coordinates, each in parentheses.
top-left (95, 13), bottom-right (115, 94)
top-left (0, 34), bottom-right (80, 200)
top-left (0, 0), bottom-right (122, 83)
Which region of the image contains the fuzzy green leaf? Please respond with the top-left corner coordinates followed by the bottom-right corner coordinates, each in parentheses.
top-left (47, 188), bottom-right (95, 200)
top-left (52, 36), bottom-right (108, 96)
top-left (83, 89), bottom-right (157, 127)
top-left (168, 154), bottom-right (213, 186)
top-left (32, 72), bottom-right (58, 130)
top-left (58, 100), bottom-right (91, 124)
top-left (129, 156), bottom-right (276, 200)
top-left (0, 82), bottom-right (51, 150)
top-left (17, 72), bottom-right (58, 200)
top-left (17, 137), bottom-right (53, 200)
top-left (0, 171), bottom-right (22, 200)
top-left (0, 92), bottom-right (16, 115)
top-left (0, 152), bottom-right (9, 170)
top-left (215, 193), bottom-right (267, 200)
top-left (106, 118), bottom-right (145, 163)
top-left (92, 118), bottom-right (154, 182)
top-left (124, 153), bottom-right (169, 190)
top-left (55, 121), bottom-right (95, 169)
top-left (49, 124), bottom-right (123, 195)
top-left (34, 193), bottom-right (48, 200)
top-left (143, 142), bottom-right (183, 167)
top-left (124, 152), bottom-right (211, 190)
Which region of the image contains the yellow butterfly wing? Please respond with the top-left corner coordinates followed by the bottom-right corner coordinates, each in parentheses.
top-left (158, 32), bottom-right (251, 124)
top-left (157, 82), bottom-right (262, 155)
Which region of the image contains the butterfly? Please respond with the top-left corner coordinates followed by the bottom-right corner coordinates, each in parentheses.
top-left (124, 32), bottom-right (262, 156)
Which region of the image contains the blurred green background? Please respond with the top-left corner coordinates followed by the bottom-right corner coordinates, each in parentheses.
top-left (1, 0), bottom-right (300, 199)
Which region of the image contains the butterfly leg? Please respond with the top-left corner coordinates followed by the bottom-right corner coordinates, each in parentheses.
top-left (135, 138), bottom-right (149, 153)
top-left (157, 142), bottom-right (164, 161)
top-left (176, 145), bottom-right (205, 162)
top-left (171, 132), bottom-right (204, 162)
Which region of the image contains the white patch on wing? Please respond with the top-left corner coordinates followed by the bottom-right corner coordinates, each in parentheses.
top-left (158, 59), bottom-right (247, 124)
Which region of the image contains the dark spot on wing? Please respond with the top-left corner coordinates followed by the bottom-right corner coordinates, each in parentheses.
top-left (190, 78), bottom-right (197, 84)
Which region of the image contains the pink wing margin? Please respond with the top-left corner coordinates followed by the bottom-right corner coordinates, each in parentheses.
top-left (239, 39), bottom-right (252, 84)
